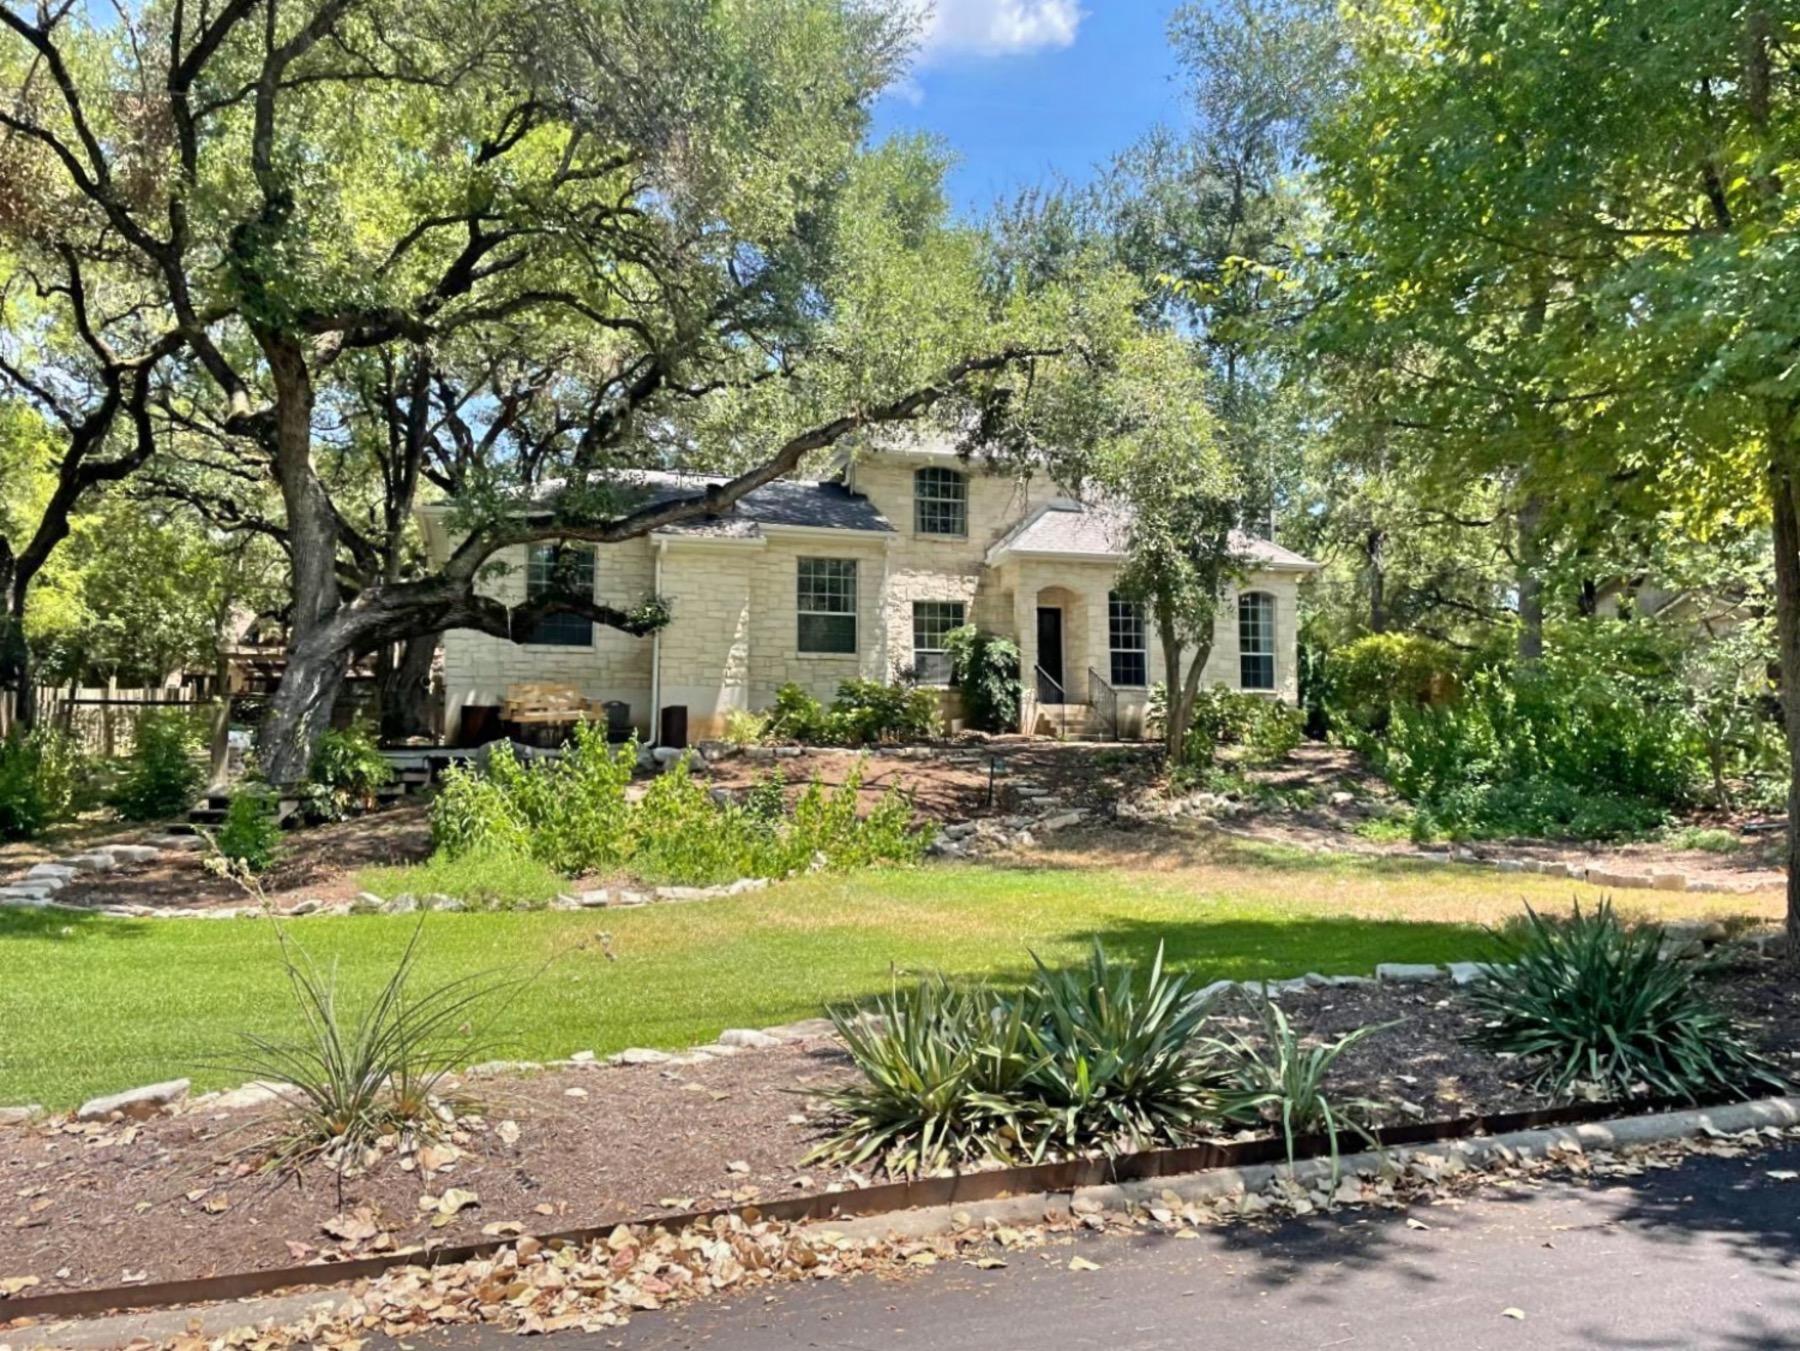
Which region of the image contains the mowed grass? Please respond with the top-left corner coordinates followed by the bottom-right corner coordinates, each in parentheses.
top-left (1, 834), bottom-right (1780, 1109)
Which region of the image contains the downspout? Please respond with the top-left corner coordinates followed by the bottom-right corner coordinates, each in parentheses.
top-left (650, 537), bottom-right (666, 748)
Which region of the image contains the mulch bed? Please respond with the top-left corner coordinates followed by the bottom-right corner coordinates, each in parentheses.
top-left (8, 961), bottom-right (1800, 1295)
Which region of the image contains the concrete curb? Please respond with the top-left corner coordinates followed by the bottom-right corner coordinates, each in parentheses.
top-left (818, 1095), bottom-right (1800, 1241)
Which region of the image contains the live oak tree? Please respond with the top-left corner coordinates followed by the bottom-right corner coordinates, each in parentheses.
top-left (1, 0), bottom-right (1119, 782)
top-left (1309, 0), bottom-right (1800, 940)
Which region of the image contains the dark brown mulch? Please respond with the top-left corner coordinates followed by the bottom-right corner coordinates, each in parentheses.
top-left (0, 1037), bottom-right (860, 1293)
top-left (48, 805), bottom-right (434, 913)
top-left (701, 739), bottom-right (1163, 823)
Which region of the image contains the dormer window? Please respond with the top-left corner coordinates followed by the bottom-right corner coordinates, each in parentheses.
top-left (914, 466), bottom-right (967, 537)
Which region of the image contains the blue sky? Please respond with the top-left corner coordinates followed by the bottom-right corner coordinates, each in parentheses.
top-left (870, 2), bottom-right (1190, 218)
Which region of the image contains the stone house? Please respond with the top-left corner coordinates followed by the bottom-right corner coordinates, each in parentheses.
top-left (415, 441), bottom-right (1318, 744)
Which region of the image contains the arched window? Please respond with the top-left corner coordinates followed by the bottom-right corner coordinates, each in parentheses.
top-left (914, 466), bottom-right (968, 536)
top-left (1238, 591), bottom-right (1276, 691)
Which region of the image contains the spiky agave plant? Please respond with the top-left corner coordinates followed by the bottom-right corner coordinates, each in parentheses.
top-left (1466, 901), bottom-right (1784, 1103)
top-left (805, 975), bottom-right (1042, 1177)
top-left (1018, 942), bottom-right (1225, 1161)
top-left (1204, 991), bottom-right (1389, 1175)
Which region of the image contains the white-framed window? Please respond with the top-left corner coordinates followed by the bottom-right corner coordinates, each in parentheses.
top-left (797, 558), bottom-right (858, 654)
top-left (1238, 591), bottom-right (1276, 690)
top-left (524, 543), bottom-right (596, 647)
top-left (914, 466), bottom-right (968, 537)
top-left (911, 601), bottom-right (966, 684)
top-left (1108, 592), bottom-right (1147, 687)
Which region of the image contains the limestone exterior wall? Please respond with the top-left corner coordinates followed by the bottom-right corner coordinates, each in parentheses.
top-left (438, 535), bottom-right (657, 737)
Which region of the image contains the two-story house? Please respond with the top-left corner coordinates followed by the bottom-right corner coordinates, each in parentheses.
top-left (415, 439), bottom-right (1317, 744)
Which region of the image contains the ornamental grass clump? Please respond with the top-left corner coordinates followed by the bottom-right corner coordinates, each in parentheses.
top-left (225, 921), bottom-right (512, 1184)
top-left (809, 943), bottom-right (1226, 1177)
top-left (1466, 901), bottom-right (1784, 1103)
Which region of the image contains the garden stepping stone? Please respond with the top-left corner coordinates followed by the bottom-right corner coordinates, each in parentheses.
top-left (25, 863), bottom-right (75, 882)
top-left (62, 851), bottom-right (116, 872)
top-left (76, 1078), bottom-right (189, 1122)
top-left (149, 834), bottom-right (203, 851)
top-left (108, 844), bottom-right (163, 864)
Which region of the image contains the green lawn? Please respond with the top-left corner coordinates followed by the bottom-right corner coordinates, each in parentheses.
top-left (0, 841), bottom-right (1777, 1109)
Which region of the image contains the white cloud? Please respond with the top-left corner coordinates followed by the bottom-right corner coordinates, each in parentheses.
top-left (914, 0), bottom-right (1085, 59)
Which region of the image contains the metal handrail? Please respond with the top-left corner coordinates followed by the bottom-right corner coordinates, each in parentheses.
top-left (1087, 666), bottom-right (1119, 740)
top-left (1033, 664), bottom-right (1067, 739)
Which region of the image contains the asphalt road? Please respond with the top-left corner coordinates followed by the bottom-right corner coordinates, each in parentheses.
top-left (397, 1142), bottom-right (1800, 1351)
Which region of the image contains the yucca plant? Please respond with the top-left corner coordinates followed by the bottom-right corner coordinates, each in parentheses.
top-left (1017, 943), bottom-right (1225, 1160)
top-left (1205, 992), bottom-right (1388, 1175)
top-left (1466, 902), bottom-right (1785, 1103)
top-left (806, 975), bottom-right (1042, 1176)
top-left (225, 920), bottom-right (510, 1189)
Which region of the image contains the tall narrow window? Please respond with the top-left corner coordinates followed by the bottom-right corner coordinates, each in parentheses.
top-left (914, 466), bottom-right (968, 536)
top-left (1238, 591), bottom-right (1276, 690)
top-left (524, 543), bottom-right (596, 647)
top-left (1108, 592), bottom-right (1147, 687)
top-left (797, 558), bottom-right (858, 654)
top-left (911, 601), bottom-right (966, 684)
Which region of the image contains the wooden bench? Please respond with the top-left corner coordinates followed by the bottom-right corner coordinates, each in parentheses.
top-left (500, 682), bottom-right (602, 727)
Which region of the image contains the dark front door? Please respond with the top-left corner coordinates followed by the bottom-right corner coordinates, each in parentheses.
top-left (1036, 607), bottom-right (1065, 702)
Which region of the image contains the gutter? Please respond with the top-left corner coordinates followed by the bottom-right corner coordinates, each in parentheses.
top-left (650, 538), bottom-right (665, 749)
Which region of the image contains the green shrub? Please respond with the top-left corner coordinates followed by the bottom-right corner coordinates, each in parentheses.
top-left (722, 708), bottom-right (770, 748)
top-left (944, 625), bottom-right (1021, 732)
top-left (1466, 902), bottom-right (1785, 1103)
top-left (763, 680), bottom-right (938, 746)
top-left (1206, 992), bottom-right (1387, 1173)
top-left (113, 709), bottom-right (205, 821)
top-left (1324, 633), bottom-right (1462, 733)
top-left (215, 789), bottom-right (284, 873)
top-left (0, 728), bottom-right (82, 840)
top-left (1158, 685), bottom-right (1305, 772)
top-left (306, 725), bottom-right (392, 818)
top-left (358, 848), bottom-right (569, 909)
top-left (809, 943), bottom-right (1224, 1177)
top-left (429, 727), bottom-right (933, 886)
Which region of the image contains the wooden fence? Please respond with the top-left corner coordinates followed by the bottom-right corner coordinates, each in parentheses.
top-left (0, 685), bottom-right (215, 755)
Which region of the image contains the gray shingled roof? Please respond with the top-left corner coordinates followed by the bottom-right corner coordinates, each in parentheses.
top-left (987, 501), bottom-right (1318, 570)
top-left (531, 471), bottom-right (893, 539)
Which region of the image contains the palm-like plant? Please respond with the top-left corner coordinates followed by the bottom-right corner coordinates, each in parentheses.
top-left (1466, 902), bottom-right (1784, 1103)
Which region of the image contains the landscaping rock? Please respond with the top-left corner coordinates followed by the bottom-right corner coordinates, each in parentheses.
top-left (1376, 962), bottom-right (1445, 984)
top-left (608, 1048), bottom-right (672, 1067)
top-left (350, 891), bottom-right (385, 913)
top-left (569, 1050), bottom-right (598, 1065)
top-left (655, 885), bottom-right (719, 902)
top-left (577, 889), bottom-right (613, 907)
top-left (613, 889), bottom-right (650, 907)
top-left (1303, 972), bottom-right (1378, 989)
top-left (651, 746), bottom-right (685, 766)
top-left (76, 1078), bottom-right (189, 1122)
top-left (383, 893), bottom-right (419, 914)
top-left (1193, 979), bottom-right (1239, 1005)
top-left (0, 884), bottom-right (55, 902)
top-left (429, 896), bottom-right (467, 912)
top-left (204, 1080), bottom-right (289, 1112)
top-left (717, 1028), bottom-right (782, 1050)
top-left (1650, 872), bottom-right (1689, 892)
top-left (0, 1105), bottom-right (43, 1126)
top-left (62, 851), bottom-right (116, 873)
top-left (1447, 961), bottom-right (1493, 986)
top-left (148, 834), bottom-right (203, 851)
top-left (286, 899), bottom-right (320, 916)
top-left (723, 877), bottom-right (770, 895)
top-left (1039, 811), bottom-right (1086, 832)
top-left (1494, 859), bottom-right (1526, 874)
top-left (762, 1018), bottom-right (836, 1041)
top-left (108, 844), bottom-right (163, 865)
top-left (25, 863), bottom-right (75, 883)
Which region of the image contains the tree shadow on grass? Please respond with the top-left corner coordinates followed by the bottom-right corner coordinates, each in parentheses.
top-left (0, 904), bottom-right (150, 943)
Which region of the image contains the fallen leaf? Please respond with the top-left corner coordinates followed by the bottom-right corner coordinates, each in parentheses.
top-left (322, 1209), bottom-right (381, 1244)
top-left (201, 1193), bottom-right (231, 1215)
top-left (1068, 1256), bottom-right (1101, 1272)
top-left (725, 1160), bottom-right (750, 1175)
top-left (481, 1221), bottom-right (525, 1238)
top-left (1502, 1308), bottom-right (1525, 1321)
top-left (1406, 1218), bottom-right (1431, 1231)
top-left (497, 1120), bottom-right (521, 1146)
top-left (0, 1275), bottom-right (39, 1297)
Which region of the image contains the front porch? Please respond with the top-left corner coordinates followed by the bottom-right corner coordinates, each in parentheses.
top-left (1007, 575), bottom-right (1147, 741)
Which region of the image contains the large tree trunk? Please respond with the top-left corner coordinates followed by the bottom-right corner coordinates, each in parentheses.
top-left (260, 632), bottom-right (352, 786)
top-left (1766, 418), bottom-right (1800, 957)
top-left (1515, 495), bottom-right (1546, 664)
top-left (1365, 528), bottom-right (1387, 633)
top-left (378, 633), bottom-right (439, 742)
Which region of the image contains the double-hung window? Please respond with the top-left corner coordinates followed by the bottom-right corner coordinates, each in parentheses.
top-left (797, 558), bottom-right (858, 654)
top-left (1238, 591), bottom-right (1276, 691)
top-left (524, 543), bottom-right (596, 647)
top-left (914, 467), bottom-right (968, 537)
top-left (911, 601), bottom-right (966, 684)
top-left (1108, 592), bottom-right (1147, 687)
